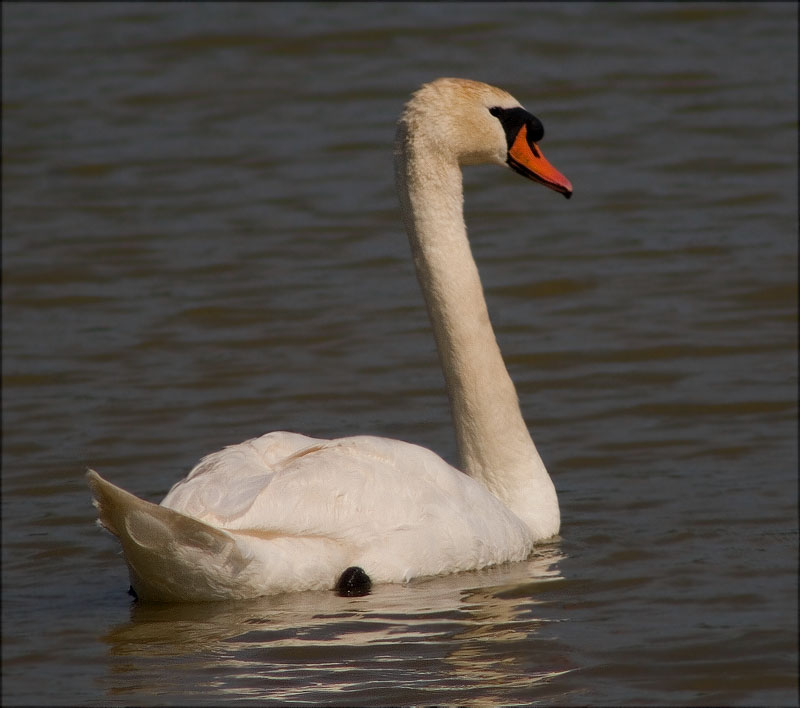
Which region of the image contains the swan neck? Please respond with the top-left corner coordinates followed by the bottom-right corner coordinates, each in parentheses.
top-left (394, 120), bottom-right (558, 538)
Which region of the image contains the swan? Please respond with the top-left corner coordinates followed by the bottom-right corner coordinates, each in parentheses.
top-left (87, 78), bottom-right (573, 602)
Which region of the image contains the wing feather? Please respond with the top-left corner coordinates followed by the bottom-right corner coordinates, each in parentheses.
top-left (160, 432), bottom-right (533, 579)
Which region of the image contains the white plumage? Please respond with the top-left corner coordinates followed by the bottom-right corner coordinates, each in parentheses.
top-left (88, 78), bottom-right (572, 602)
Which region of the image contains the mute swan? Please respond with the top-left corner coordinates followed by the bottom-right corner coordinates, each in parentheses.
top-left (87, 78), bottom-right (573, 602)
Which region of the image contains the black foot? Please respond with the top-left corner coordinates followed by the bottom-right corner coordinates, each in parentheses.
top-left (128, 585), bottom-right (139, 601)
top-left (335, 566), bottom-right (371, 597)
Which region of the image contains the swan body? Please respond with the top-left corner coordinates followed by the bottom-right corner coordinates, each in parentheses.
top-left (88, 78), bottom-right (573, 602)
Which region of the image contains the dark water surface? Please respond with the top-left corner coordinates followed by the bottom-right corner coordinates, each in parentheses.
top-left (2, 2), bottom-right (797, 705)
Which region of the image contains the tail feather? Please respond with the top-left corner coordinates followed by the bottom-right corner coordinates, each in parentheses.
top-left (86, 470), bottom-right (256, 601)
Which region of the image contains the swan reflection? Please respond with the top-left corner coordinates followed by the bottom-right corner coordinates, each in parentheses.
top-left (101, 547), bottom-right (573, 703)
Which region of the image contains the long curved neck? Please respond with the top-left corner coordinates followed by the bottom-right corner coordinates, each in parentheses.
top-left (394, 121), bottom-right (559, 539)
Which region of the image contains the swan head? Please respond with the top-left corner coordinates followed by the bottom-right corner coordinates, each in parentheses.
top-left (397, 77), bottom-right (572, 198)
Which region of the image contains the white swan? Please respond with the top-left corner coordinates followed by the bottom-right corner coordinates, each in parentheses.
top-left (87, 78), bottom-right (573, 602)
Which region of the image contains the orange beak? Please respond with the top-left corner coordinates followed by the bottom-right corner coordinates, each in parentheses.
top-left (508, 123), bottom-right (573, 199)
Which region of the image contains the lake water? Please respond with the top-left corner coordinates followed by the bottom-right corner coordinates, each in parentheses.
top-left (2, 2), bottom-right (797, 705)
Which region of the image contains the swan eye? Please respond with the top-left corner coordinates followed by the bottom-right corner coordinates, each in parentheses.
top-left (488, 106), bottom-right (545, 148)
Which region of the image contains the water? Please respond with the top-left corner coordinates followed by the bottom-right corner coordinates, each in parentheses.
top-left (2, 2), bottom-right (797, 705)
